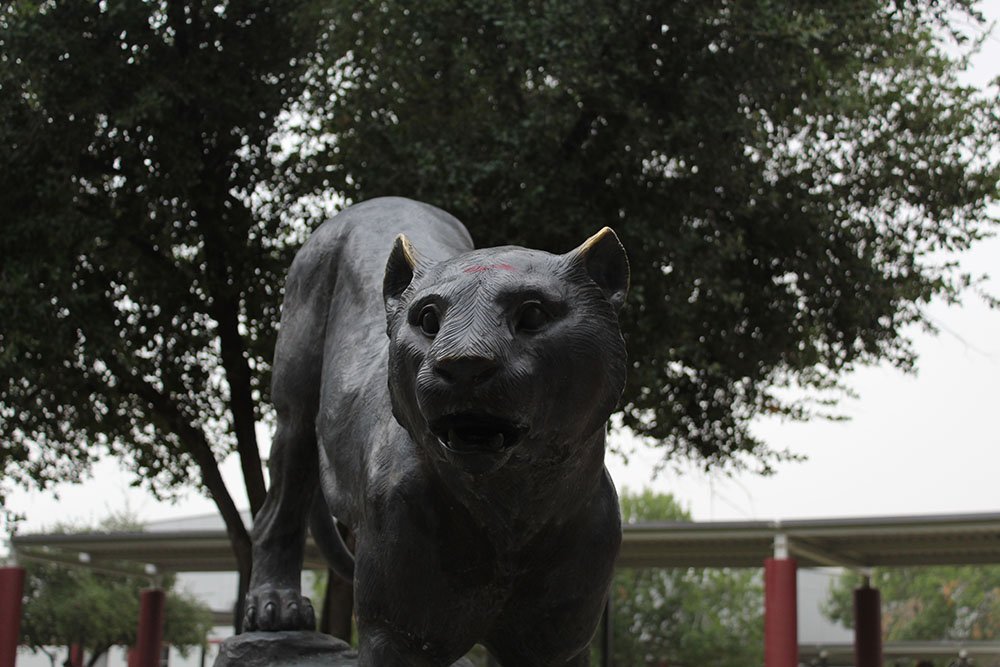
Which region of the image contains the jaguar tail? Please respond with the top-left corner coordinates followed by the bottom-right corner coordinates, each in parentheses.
top-left (310, 494), bottom-right (356, 582)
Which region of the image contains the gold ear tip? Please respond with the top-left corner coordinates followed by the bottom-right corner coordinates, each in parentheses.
top-left (580, 227), bottom-right (623, 252)
top-left (597, 227), bottom-right (622, 241)
top-left (395, 234), bottom-right (418, 269)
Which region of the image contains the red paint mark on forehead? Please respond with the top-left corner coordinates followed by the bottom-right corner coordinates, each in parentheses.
top-left (462, 264), bottom-right (515, 273)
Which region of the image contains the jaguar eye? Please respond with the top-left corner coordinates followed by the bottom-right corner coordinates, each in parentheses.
top-left (418, 305), bottom-right (441, 336)
top-left (516, 301), bottom-right (549, 332)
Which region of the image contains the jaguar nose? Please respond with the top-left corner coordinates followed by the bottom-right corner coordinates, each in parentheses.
top-left (433, 354), bottom-right (499, 386)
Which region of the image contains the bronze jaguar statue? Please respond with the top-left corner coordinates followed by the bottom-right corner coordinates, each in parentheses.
top-left (245, 197), bottom-right (628, 666)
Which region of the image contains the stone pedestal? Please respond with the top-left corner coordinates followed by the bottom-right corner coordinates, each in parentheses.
top-left (214, 632), bottom-right (356, 667)
top-left (213, 631), bottom-right (475, 667)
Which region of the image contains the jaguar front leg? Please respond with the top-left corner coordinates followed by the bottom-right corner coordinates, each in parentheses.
top-left (244, 408), bottom-right (319, 631)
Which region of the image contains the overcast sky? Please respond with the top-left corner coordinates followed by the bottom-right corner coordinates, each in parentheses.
top-left (3, 6), bottom-right (999, 539)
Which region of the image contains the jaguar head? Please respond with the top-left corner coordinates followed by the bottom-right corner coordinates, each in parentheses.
top-left (383, 229), bottom-right (628, 476)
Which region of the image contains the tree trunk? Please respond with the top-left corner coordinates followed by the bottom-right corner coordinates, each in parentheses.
top-left (85, 645), bottom-right (108, 667)
top-left (189, 436), bottom-right (253, 633)
top-left (187, 427), bottom-right (253, 631)
top-left (213, 293), bottom-right (267, 516)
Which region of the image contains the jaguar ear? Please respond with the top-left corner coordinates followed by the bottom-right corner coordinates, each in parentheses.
top-left (383, 234), bottom-right (421, 325)
top-left (570, 227), bottom-right (629, 312)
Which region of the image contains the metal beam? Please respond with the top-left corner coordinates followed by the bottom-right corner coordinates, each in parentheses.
top-left (786, 538), bottom-right (871, 572)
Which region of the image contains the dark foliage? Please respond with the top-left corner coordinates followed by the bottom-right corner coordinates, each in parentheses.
top-left (0, 0), bottom-right (326, 575)
top-left (299, 0), bottom-right (1000, 470)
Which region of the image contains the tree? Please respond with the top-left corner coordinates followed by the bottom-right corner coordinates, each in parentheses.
top-left (0, 0), bottom-right (325, 604)
top-left (299, 0), bottom-right (1000, 471)
top-left (824, 567), bottom-right (1000, 645)
top-left (18, 515), bottom-right (212, 667)
top-left (610, 490), bottom-right (763, 665)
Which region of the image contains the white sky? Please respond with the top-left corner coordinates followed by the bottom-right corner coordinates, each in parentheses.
top-left (3, 6), bottom-right (999, 540)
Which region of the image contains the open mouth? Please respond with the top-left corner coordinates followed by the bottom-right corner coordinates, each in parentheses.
top-left (430, 414), bottom-right (524, 454)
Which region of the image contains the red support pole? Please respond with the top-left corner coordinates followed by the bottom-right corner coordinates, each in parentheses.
top-left (128, 588), bottom-right (165, 667)
top-left (764, 557), bottom-right (798, 667)
top-left (68, 644), bottom-right (84, 667)
top-left (0, 567), bottom-right (26, 667)
top-left (854, 582), bottom-right (883, 667)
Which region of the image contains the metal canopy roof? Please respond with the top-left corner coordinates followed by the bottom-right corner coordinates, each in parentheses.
top-left (799, 641), bottom-right (1000, 666)
top-left (620, 512), bottom-right (1000, 569)
top-left (12, 511), bottom-right (1000, 576)
top-left (12, 530), bottom-right (330, 577)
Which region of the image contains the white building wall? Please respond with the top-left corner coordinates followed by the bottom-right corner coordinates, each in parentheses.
top-left (798, 568), bottom-right (853, 644)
